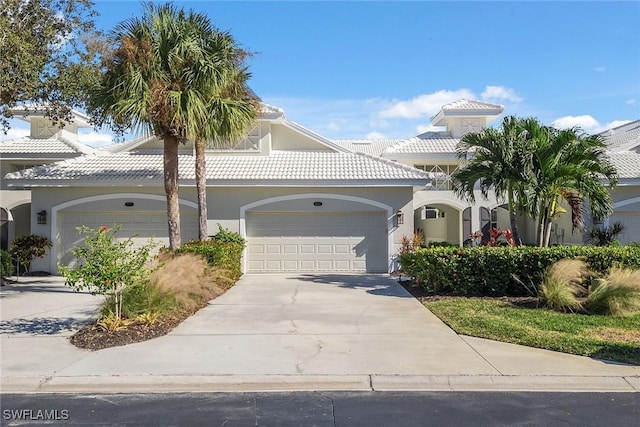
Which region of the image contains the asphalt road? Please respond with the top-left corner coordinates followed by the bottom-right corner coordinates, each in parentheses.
top-left (1, 391), bottom-right (639, 426)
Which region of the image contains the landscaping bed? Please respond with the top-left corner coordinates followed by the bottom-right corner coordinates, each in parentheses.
top-left (71, 312), bottom-right (187, 350)
top-left (400, 280), bottom-right (640, 365)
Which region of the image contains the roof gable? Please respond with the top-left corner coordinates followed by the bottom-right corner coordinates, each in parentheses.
top-left (599, 120), bottom-right (640, 152)
top-left (0, 135), bottom-right (95, 159)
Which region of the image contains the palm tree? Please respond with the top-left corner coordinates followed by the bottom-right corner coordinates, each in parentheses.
top-left (194, 61), bottom-right (257, 240)
top-left (90, 3), bottom-right (256, 248)
top-left (526, 124), bottom-right (618, 247)
top-left (451, 116), bottom-right (531, 245)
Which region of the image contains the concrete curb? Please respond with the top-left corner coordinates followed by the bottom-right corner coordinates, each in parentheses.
top-left (2, 374), bottom-right (638, 394)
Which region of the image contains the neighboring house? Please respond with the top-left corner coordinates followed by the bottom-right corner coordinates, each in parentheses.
top-left (4, 104), bottom-right (430, 274)
top-left (335, 99), bottom-right (528, 246)
top-left (3, 101), bottom-right (638, 274)
top-left (0, 108), bottom-right (95, 251)
top-left (598, 120), bottom-right (640, 244)
top-left (336, 102), bottom-right (640, 247)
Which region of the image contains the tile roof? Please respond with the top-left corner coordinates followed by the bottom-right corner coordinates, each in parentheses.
top-left (5, 150), bottom-right (431, 185)
top-left (0, 137), bottom-right (94, 158)
top-left (332, 139), bottom-right (402, 156)
top-left (599, 120), bottom-right (640, 152)
top-left (385, 134), bottom-right (459, 154)
top-left (440, 99), bottom-right (504, 112)
top-left (607, 151), bottom-right (640, 179)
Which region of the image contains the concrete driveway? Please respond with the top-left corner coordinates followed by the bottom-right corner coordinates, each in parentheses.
top-left (1, 274), bottom-right (639, 392)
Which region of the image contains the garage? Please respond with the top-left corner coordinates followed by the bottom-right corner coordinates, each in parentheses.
top-left (59, 211), bottom-right (198, 266)
top-left (246, 211), bottom-right (387, 273)
top-left (609, 212), bottom-right (640, 245)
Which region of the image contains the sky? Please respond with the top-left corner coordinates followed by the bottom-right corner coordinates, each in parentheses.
top-left (3, 0), bottom-right (640, 146)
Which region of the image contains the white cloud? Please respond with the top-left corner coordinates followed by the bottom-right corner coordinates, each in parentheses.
top-left (366, 131), bottom-right (386, 140)
top-left (626, 99), bottom-right (637, 105)
top-left (481, 85), bottom-right (523, 103)
top-left (0, 126), bottom-right (29, 141)
top-left (551, 115), bottom-right (632, 134)
top-left (551, 115), bottom-right (601, 132)
top-left (379, 89), bottom-right (475, 119)
top-left (595, 65), bottom-right (606, 72)
top-left (604, 120), bottom-right (631, 130)
top-left (78, 132), bottom-right (114, 147)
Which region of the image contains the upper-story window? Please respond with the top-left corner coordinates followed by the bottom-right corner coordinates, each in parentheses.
top-left (414, 164), bottom-right (458, 190)
top-left (213, 123), bottom-right (262, 151)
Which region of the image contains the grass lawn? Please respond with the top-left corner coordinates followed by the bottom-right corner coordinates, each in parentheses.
top-left (423, 298), bottom-right (640, 365)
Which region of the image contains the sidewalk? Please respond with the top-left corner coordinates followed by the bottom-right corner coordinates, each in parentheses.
top-left (1, 275), bottom-right (638, 393)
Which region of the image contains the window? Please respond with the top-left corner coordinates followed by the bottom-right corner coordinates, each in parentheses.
top-left (414, 164), bottom-right (459, 190)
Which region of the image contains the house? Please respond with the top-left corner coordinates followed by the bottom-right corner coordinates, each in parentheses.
top-left (0, 108), bottom-right (95, 251)
top-left (3, 101), bottom-right (638, 274)
top-left (334, 99), bottom-right (521, 246)
top-left (598, 120), bottom-right (640, 244)
top-left (4, 104), bottom-right (430, 274)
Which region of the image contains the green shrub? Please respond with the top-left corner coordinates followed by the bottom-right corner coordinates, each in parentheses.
top-left (0, 249), bottom-right (13, 277)
top-left (59, 225), bottom-right (156, 319)
top-left (10, 234), bottom-right (52, 272)
top-left (209, 224), bottom-right (246, 246)
top-left (174, 239), bottom-right (244, 280)
top-left (398, 245), bottom-right (640, 296)
top-left (101, 282), bottom-right (178, 319)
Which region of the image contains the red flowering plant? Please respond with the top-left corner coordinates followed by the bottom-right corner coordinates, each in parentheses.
top-left (58, 225), bottom-right (156, 319)
top-left (483, 227), bottom-right (516, 247)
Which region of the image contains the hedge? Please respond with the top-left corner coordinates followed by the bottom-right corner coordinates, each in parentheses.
top-left (398, 246), bottom-right (640, 297)
top-left (174, 240), bottom-right (244, 280)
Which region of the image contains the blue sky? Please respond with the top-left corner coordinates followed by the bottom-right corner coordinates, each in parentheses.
top-left (4, 1), bottom-right (640, 145)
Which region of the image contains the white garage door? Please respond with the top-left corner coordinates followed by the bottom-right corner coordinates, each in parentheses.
top-left (609, 212), bottom-right (640, 244)
top-left (246, 211), bottom-right (387, 273)
top-left (60, 211), bottom-right (198, 266)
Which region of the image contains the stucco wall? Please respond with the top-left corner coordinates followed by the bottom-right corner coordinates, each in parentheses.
top-left (30, 185), bottom-right (414, 273)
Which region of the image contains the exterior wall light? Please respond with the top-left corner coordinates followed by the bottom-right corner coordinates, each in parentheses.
top-left (37, 210), bottom-right (47, 225)
top-left (396, 209), bottom-right (404, 225)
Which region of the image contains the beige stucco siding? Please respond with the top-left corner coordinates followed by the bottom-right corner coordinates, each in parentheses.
top-left (30, 185), bottom-right (414, 273)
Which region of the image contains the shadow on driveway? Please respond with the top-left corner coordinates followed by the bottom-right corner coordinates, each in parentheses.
top-left (0, 315), bottom-right (96, 335)
top-left (292, 274), bottom-right (411, 298)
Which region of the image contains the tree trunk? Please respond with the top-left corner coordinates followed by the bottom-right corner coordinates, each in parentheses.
top-left (507, 186), bottom-right (522, 245)
top-left (537, 205), bottom-right (547, 247)
top-left (164, 136), bottom-right (181, 250)
top-left (195, 137), bottom-right (208, 241)
top-left (544, 217), bottom-right (554, 247)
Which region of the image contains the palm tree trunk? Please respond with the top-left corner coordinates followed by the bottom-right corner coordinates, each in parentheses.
top-left (164, 136), bottom-right (181, 249)
top-left (195, 137), bottom-right (208, 241)
top-left (507, 185), bottom-right (522, 245)
top-left (537, 204), bottom-right (547, 247)
top-left (543, 198), bottom-right (558, 247)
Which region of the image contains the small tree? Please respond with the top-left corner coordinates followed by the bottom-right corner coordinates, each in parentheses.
top-left (10, 234), bottom-right (52, 273)
top-left (59, 225), bottom-right (155, 319)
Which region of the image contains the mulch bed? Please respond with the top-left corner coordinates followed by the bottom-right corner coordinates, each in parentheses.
top-left (398, 278), bottom-right (540, 308)
top-left (71, 312), bottom-right (191, 351)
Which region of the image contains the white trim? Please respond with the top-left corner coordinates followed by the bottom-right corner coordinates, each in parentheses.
top-left (414, 198), bottom-right (468, 210)
top-left (239, 193), bottom-right (394, 273)
top-left (4, 198), bottom-right (31, 212)
top-left (613, 197), bottom-right (640, 209)
top-left (50, 193), bottom-right (197, 272)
